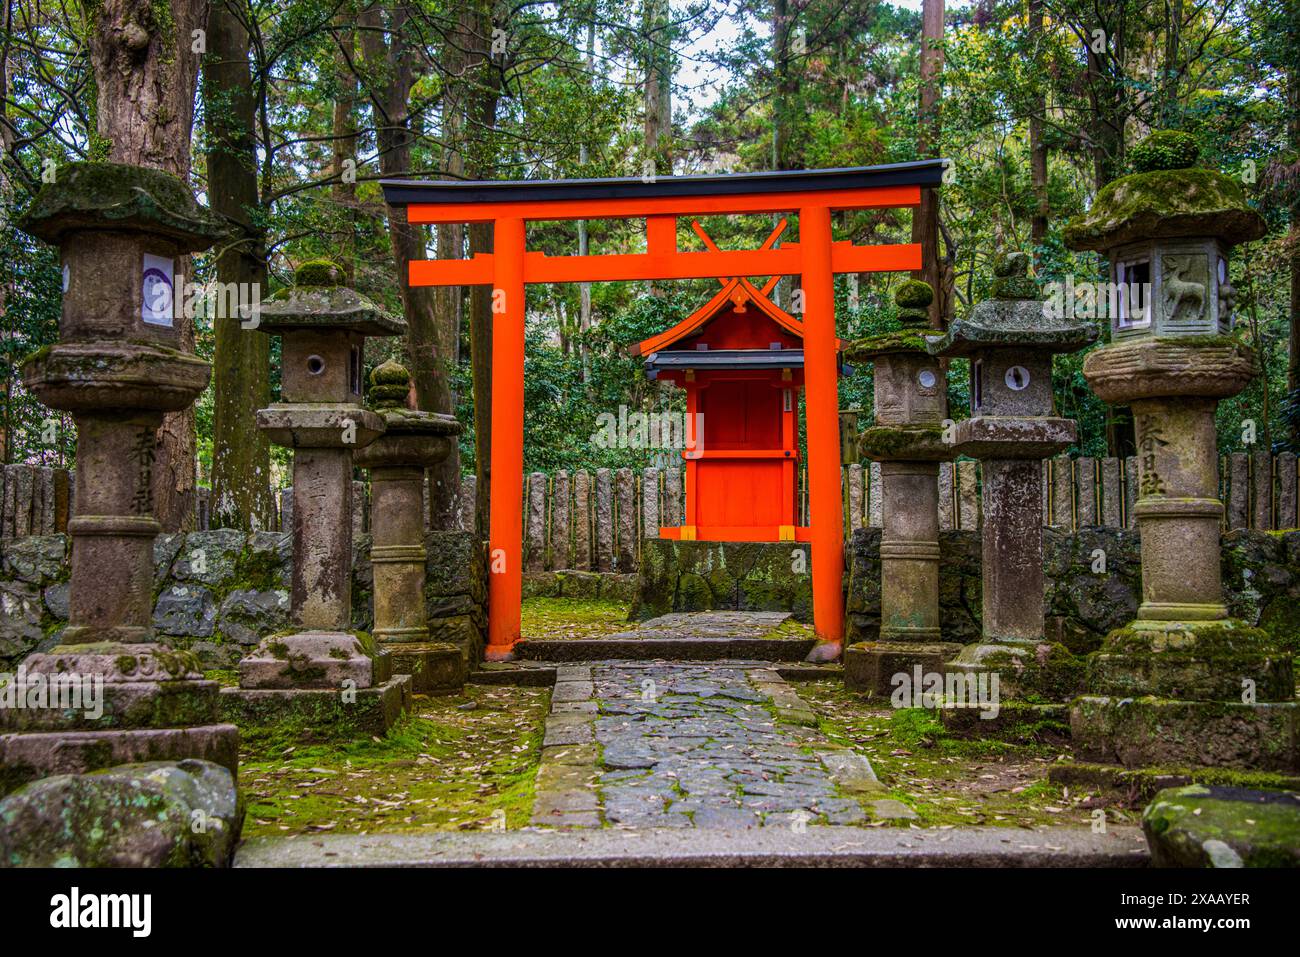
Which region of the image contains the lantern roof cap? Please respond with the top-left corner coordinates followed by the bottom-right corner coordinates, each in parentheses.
top-left (19, 161), bottom-right (228, 251)
top-left (928, 253), bottom-right (1097, 357)
top-left (256, 262), bottom-right (405, 337)
top-left (1063, 166), bottom-right (1265, 252)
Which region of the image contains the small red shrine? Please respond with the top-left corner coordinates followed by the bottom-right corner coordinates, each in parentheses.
top-left (632, 224), bottom-right (844, 543)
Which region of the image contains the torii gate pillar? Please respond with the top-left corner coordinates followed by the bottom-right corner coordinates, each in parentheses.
top-left (487, 217), bottom-right (527, 655)
top-left (800, 204), bottom-right (845, 652)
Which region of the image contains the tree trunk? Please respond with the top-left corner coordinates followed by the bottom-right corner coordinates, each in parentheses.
top-left (460, 0), bottom-right (504, 538)
top-left (644, 0), bottom-right (672, 297)
top-left (203, 0), bottom-right (275, 531)
top-left (1028, 0), bottom-right (1048, 249)
top-left (428, 6), bottom-right (469, 529)
top-left (331, 9), bottom-right (358, 282)
top-left (912, 0), bottom-right (947, 329)
top-left (0, 0), bottom-right (11, 464)
top-left (87, 0), bottom-right (209, 531)
top-left (1288, 67), bottom-right (1300, 445)
top-left (358, 2), bottom-right (463, 527)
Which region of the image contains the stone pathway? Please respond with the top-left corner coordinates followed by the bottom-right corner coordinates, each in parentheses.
top-left (532, 660), bottom-right (888, 830)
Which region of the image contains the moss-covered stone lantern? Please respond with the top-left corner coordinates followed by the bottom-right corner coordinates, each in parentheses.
top-left (1064, 131), bottom-right (1298, 770)
top-left (222, 261), bottom-right (412, 738)
top-left (354, 360), bottom-right (464, 694)
top-left (1, 162), bottom-right (237, 792)
top-left (928, 252), bottom-right (1097, 680)
top-left (842, 281), bottom-right (959, 695)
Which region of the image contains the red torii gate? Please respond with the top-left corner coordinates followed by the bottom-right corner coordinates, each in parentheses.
top-left (381, 162), bottom-right (944, 660)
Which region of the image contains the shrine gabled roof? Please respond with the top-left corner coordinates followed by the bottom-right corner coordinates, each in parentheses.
top-left (632, 277), bottom-right (824, 357)
top-left (380, 161), bottom-right (946, 207)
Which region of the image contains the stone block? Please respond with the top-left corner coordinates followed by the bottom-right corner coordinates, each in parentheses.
top-left (219, 675), bottom-right (411, 742)
top-left (1072, 696), bottom-right (1300, 772)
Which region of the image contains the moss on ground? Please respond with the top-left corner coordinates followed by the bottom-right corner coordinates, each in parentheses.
top-left (795, 680), bottom-right (1136, 830)
top-left (772, 618), bottom-right (816, 640)
top-left (520, 597), bottom-right (631, 640)
top-left (238, 683), bottom-right (550, 837)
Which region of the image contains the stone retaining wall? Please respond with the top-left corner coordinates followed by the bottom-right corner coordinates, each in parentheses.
top-left (0, 530), bottom-right (486, 672)
top-left (847, 526), bottom-right (1300, 655)
top-left (626, 530), bottom-right (1300, 655)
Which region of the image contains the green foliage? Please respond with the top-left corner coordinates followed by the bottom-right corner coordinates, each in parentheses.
top-left (4, 0), bottom-right (1299, 483)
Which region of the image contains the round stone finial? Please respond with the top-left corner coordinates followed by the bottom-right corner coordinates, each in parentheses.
top-left (368, 358), bottom-right (411, 409)
top-left (894, 279), bottom-right (933, 326)
top-left (991, 251), bottom-right (1038, 300)
top-left (294, 259), bottom-right (345, 287)
top-left (1129, 130), bottom-right (1199, 173)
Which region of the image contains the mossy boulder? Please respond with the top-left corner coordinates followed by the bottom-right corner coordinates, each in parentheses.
top-left (1142, 784), bottom-right (1300, 867)
top-left (0, 760), bottom-right (243, 868)
top-left (1129, 130), bottom-right (1200, 173)
top-left (1063, 167), bottom-right (1265, 251)
top-left (18, 161), bottom-right (228, 251)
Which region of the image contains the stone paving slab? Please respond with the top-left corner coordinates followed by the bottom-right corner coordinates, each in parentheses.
top-left (234, 825), bottom-right (1150, 868)
top-left (532, 660), bottom-right (892, 830)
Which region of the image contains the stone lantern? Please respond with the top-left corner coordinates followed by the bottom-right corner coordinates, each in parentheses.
top-left (1, 162), bottom-right (237, 790)
top-left (223, 261), bottom-right (411, 737)
top-left (843, 281), bottom-right (959, 695)
top-left (354, 359), bottom-right (464, 694)
top-left (1064, 130), bottom-right (1298, 770)
top-left (928, 252), bottom-right (1096, 678)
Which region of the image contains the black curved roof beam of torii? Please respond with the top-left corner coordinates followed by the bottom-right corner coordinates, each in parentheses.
top-left (381, 161), bottom-right (948, 288)
top-left (380, 161), bottom-right (947, 208)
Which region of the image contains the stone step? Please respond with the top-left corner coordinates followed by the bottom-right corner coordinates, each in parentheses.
top-left (468, 663), bottom-right (558, 686)
top-left (234, 824), bottom-right (1150, 868)
top-left (514, 637), bottom-right (816, 662)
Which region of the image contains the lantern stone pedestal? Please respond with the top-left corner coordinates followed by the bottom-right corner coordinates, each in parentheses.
top-left (1063, 133), bottom-right (1298, 770)
top-left (929, 253), bottom-right (1096, 695)
top-left (354, 360), bottom-right (464, 695)
top-left (219, 262), bottom-right (411, 739)
top-left (0, 163), bottom-right (237, 793)
top-left (843, 281), bottom-right (960, 694)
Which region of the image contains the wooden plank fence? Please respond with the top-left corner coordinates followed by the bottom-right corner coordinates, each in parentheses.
top-left (7, 454), bottom-right (1298, 568)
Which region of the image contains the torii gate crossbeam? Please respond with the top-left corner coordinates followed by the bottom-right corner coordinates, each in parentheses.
top-left (382, 161), bottom-right (945, 661)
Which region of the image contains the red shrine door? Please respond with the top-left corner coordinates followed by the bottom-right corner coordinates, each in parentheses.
top-left (696, 374), bottom-right (785, 530)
